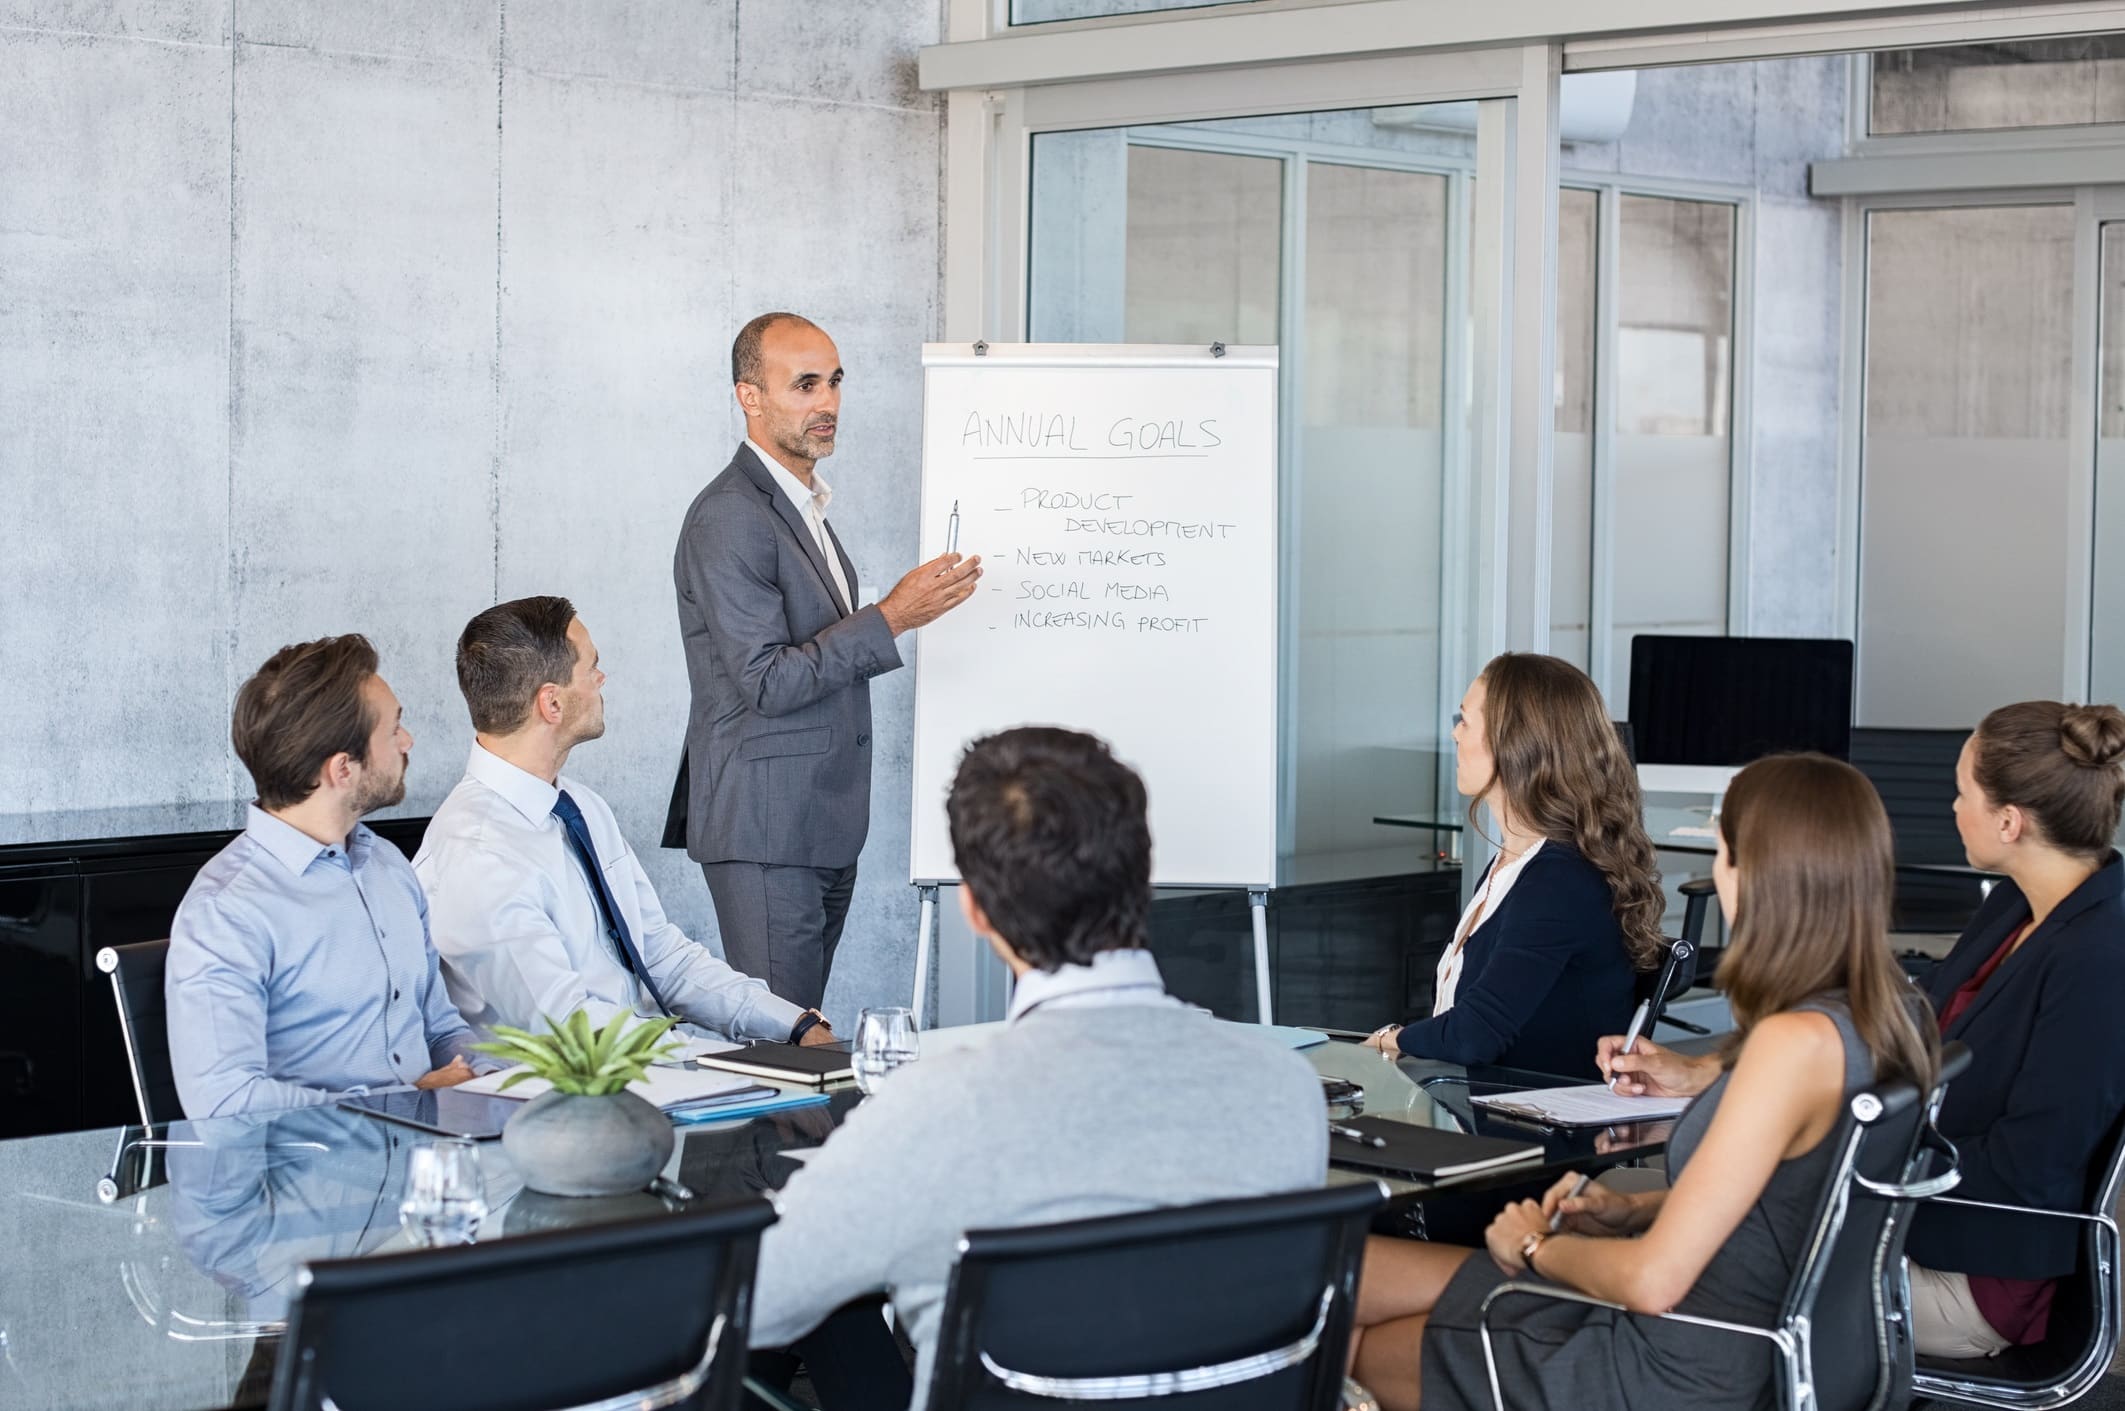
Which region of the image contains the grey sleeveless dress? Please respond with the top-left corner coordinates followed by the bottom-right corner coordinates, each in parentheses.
top-left (1416, 998), bottom-right (1873, 1411)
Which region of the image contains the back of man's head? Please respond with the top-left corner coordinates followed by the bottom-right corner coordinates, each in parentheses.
top-left (456, 596), bottom-right (577, 734)
top-left (946, 727), bottom-right (1152, 970)
top-left (232, 634), bottom-right (379, 809)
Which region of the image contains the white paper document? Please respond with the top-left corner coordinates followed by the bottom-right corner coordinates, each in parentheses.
top-left (1471, 1083), bottom-right (1691, 1127)
top-left (460, 1063), bottom-right (758, 1111)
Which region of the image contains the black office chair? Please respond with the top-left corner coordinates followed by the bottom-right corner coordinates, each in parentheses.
top-left (268, 1201), bottom-right (774, 1411)
top-left (1910, 1106), bottom-right (2125, 1409)
top-left (96, 938), bottom-right (182, 1127)
top-left (1479, 1044), bottom-right (1972, 1411)
top-left (924, 1182), bottom-right (1386, 1411)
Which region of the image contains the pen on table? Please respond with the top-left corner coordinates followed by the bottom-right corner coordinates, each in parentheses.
top-left (1330, 1121), bottom-right (1388, 1150)
top-left (1548, 1172), bottom-right (1593, 1232)
top-left (1607, 998), bottom-right (1652, 1093)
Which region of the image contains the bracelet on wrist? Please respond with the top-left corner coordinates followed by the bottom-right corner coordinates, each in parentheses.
top-left (788, 1010), bottom-right (825, 1044)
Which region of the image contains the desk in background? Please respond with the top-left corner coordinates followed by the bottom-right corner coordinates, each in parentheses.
top-left (0, 1036), bottom-right (1664, 1411)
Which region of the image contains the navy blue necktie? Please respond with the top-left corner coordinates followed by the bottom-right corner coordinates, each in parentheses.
top-left (552, 790), bottom-right (674, 1017)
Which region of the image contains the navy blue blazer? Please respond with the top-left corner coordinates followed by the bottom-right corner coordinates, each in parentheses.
top-left (1395, 842), bottom-right (1639, 1080)
top-left (1906, 852), bottom-right (2125, 1280)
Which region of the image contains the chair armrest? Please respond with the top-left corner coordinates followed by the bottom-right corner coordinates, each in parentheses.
top-left (1475, 1281), bottom-right (1790, 1411)
top-left (1922, 1196), bottom-right (2120, 1227)
top-left (1854, 1168), bottom-right (1961, 1201)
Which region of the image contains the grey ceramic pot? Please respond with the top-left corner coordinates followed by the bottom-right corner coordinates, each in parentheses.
top-left (501, 1089), bottom-right (675, 1197)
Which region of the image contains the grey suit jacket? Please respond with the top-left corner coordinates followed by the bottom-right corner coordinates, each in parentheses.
top-left (670, 444), bottom-right (902, 869)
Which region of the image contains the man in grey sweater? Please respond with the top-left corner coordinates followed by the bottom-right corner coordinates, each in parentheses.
top-left (749, 728), bottom-right (1328, 1406)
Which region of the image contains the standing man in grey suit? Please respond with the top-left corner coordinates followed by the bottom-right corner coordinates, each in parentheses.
top-left (672, 312), bottom-right (980, 1010)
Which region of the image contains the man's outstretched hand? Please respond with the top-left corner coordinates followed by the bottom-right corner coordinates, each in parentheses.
top-left (879, 553), bottom-right (982, 636)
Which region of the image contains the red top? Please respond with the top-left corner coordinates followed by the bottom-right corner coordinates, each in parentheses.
top-left (1938, 922), bottom-right (2054, 1345)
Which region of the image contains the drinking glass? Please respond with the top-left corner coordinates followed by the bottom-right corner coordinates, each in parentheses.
top-left (399, 1139), bottom-right (488, 1247)
top-left (852, 1006), bottom-right (920, 1095)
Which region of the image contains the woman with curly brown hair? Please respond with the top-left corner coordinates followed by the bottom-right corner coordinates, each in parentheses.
top-left (1361, 653), bottom-right (1664, 1078)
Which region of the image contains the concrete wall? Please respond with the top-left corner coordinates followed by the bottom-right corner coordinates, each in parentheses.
top-left (0, 0), bottom-right (947, 1028)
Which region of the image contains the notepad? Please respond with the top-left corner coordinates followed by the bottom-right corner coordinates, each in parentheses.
top-left (460, 1063), bottom-right (761, 1112)
top-left (695, 1041), bottom-right (855, 1087)
top-left (1472, 1084), bottom-right (1691, 1127)
top-left (1327, 1117), bottom-right (1542, 1180)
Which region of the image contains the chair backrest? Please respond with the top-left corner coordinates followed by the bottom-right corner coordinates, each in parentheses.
top-left (268, 1201), bottom-right (773, 1411)
top-left (1787, 1043), bottom-right (1971, 1411)
top-left (96, 939), bottom-right (181, 1126)
top-left (925, 1183), bottom-right (1386, 1411)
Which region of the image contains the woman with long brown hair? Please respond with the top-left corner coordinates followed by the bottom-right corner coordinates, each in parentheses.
top-left (1345, 754), bottom-right (1941, 1411)
top-left (1362, 653), bottom-right (1663, 1078)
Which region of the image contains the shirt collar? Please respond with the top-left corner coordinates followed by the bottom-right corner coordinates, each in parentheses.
top-left (1006, 947), bottom-right (1171, 1022)
top-left (465, 741), bottom-right (561, 825)
top-left (243, 805), bottom-right (343, 876)
top-left (746, 438), bottom-right (833, 519)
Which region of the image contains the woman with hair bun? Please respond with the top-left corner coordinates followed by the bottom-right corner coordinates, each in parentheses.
top-left (1361, 653), bottom-right (1662, 1078)
top-left (1902, 700), bottom-right (2125, 1357)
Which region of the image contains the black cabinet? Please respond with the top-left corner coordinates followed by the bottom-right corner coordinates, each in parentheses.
top-left (0, 814), bottom-right (429, 1138)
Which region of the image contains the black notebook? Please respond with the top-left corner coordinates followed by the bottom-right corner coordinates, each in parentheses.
top-left (1327, 1115), bottom-right (1542, 1180)
top-left (696, 1041), bottom-right (854, 1087)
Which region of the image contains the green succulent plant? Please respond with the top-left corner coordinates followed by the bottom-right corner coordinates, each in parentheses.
top-left (471, 1010), bottom-right (683, 1097)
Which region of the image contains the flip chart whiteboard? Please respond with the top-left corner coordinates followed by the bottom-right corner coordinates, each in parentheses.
top-left (908, 344), bottom-right (1279, 888)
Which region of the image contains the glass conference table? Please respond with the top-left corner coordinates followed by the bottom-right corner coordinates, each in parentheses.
top-left (0, 1033), bottom-right (1668, 1411)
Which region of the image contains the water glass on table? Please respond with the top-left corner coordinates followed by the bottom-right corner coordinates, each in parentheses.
top-left (853, 1005), bottom-right (920, 1095)
top-left (399, 1139), bottom-right (488, 1247)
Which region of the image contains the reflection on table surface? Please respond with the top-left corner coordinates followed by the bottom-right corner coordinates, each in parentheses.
top-left (0, 1034), bottom-right (1665, 1411)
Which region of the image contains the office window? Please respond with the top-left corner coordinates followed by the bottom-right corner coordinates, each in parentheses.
top-left (2093, 224), bottom-right (2125, 708)
top-left (1012, 0), bottom-right (1247, 22)
top-left (1551, 187), bottom-right (1598, 674)
top-left (1858, 204), bottom-right (2075, 728)
top-left (1124, 146), bottom-right (1281, 346)
top-left (1027, 122), bottom-right (1462, 888)
top-left (1871, 38), bottom-right (2125, 135)
top-left (1610, 194), bottom-right (1735, 694)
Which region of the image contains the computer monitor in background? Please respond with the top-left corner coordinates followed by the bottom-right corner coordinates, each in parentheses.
top-left (1627, 636), bottom-right (1855, 795)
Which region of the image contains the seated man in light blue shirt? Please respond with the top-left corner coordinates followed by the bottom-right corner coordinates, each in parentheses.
top-left (415, 596), bottom-right (830, 1057)
top-left (166, 635), bottom-right (486, 1119)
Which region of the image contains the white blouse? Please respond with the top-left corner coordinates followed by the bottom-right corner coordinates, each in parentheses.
top-left (1433, 839), bottom-right (1545, 1015)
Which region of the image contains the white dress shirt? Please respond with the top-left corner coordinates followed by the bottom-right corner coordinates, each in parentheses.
top-left (1434, 839), bottom-right (1545, 1014)
top-left (749, 436), bottom-right (852, 612)
top-left (414, 744), bottom-right (806, 1056)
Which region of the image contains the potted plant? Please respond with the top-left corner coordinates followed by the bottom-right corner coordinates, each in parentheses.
top-left (473, 1010), bottom-right (682, 1197)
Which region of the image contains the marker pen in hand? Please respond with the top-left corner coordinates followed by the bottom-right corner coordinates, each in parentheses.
top-left (1607, 998), bottom-right (1651, 1093)
top-left (945, 500), bottom-right (960, 556)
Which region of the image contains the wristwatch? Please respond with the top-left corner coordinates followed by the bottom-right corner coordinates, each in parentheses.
top-left (1520, 1229), bottom-right (1552, 1269)
top-left (788, 1010), bottom-right (827, 1045)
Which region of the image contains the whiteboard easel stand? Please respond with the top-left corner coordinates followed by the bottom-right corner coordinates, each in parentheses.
top-left (907, 881), bottom-right (1275, 1029)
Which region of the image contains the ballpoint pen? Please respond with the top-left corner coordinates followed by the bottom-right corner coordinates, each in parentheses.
top-left (1330, 1121), bottom-right (1388, 1150)
top-left (1549, 1172), bottom-right (1593, 1231)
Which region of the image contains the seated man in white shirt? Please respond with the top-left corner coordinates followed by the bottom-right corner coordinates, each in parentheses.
top-left (415, 596), bottom-right (835, 1056)
top-left (748, 727), bottom-right (1329, 1408)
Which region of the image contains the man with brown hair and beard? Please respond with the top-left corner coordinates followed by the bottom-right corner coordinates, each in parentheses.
top-left (166, 635), bottom-right (487, 1119)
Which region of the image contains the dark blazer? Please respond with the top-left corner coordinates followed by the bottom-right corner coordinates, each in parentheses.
top-left (1906, 852), bottom-right (2125, 1280)
top-left (1395, 841), bottom-right (1639, 1080)
top-left (667, 444), bottom-right (902, 869)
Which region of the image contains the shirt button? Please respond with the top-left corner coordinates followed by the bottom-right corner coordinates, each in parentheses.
top-left (857, 733), bottom-right (870, 747)
top-left (392, 1053), bottom-right (402, 1063)
top-left (392, 989), bottom-right (400, 1000)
